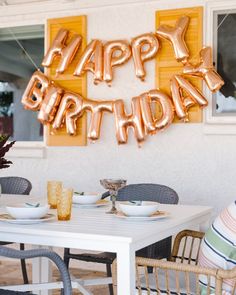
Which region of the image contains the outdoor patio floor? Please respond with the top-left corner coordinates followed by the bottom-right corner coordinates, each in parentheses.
top-left (0, 260), bottom-right (110, 294)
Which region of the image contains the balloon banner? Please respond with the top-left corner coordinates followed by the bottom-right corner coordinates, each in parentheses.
top-left (22, 15), bottom-right (224, 145)
top-left (42, 16), bottom-right (192, 84)
top-left (22, 69), bottom-right (214, 145)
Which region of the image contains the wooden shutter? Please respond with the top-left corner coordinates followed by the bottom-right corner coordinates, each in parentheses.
top-left (45, 15), bottom-right (87, 146)
top-left (156, 7), bottom-right (203, 122)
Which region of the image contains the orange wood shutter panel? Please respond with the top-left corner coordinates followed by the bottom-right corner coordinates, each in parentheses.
top-left (45, 15), bottom-right (87, 146)
top-left (156, 7), bottom-right (203, 122)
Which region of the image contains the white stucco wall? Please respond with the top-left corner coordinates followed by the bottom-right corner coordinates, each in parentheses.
top-left (0, 0), bottom-right (235, 217)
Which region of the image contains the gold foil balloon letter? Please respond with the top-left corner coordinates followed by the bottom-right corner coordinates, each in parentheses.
top-left (54, 94), bottom-right (113, 140)
top-left (131, 33), bottom-right (159, 81)
top-left (22, 71), bottom-right (63, 125)
top-left (37, 84), bottom-right (64, 124)
top-left (103, 40), bottom-right (131, 85)
top-left (83, 99), bottom-right (113, 141)
top-left (53, 92), bottom-right (84, 135)
top-left (157, 16), bottom-right (190, 62)
top-left (183, 47), bottom-right (224, 92)
top-left (42, 28), bottom-right (82, 74)
top-left (140, 89), bottom-right (174, 134)
top-left (74, 39), bottom-right (103, 85)
top-left (170, 74), bottom-right (208, 121)
top-left (21, 70), bottom-right (50, 110)
top-left (113, 97), bottom-right (145, 144)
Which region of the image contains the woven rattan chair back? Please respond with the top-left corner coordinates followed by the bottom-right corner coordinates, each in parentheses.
top-left (0, 177), bottom-right (32, 195)
top-left (170, 229), bottom-right (205, 265)
top-left (112, 230), bottom-right (236, 295)
top-left (135, 260), bottom-right (236, 295)
top-left (133, 230), bottom-right (236, 295)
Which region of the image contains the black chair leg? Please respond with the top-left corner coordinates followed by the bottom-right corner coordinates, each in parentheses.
top-left (19, 243), bottom-right (29, 284)
top-left (106, 263), bottom-right (114, 295)
top-left (64, 248), bottom-right (70, 268)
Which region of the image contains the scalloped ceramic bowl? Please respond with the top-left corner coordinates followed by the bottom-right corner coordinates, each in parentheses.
top-left (6, 204), bottom-right (50, 219)
top-left (118, 201), bottom-right (159, 217)
top-left (72, 193), bottom-right (102, 204)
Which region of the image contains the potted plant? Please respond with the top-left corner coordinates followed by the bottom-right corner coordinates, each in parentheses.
top-left (0, 135), bottom-right (15, 169)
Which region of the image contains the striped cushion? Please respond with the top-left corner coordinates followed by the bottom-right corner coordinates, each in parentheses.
top-left (198, 201), bottom-right (236, 294)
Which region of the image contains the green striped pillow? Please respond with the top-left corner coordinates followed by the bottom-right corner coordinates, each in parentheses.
top-left (198, 201), bottom-right (236, 294)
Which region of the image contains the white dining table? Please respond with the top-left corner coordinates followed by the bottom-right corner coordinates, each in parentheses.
top-left (0, 194), bottom-right (212, 295)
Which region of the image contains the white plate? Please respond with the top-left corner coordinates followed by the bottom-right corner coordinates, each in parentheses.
top-left (114, 211), bottom-right (170, 221)
top-left (0, 213), bottom-right (55, 224)
top-left (73, 200), bottom-right (109, 208)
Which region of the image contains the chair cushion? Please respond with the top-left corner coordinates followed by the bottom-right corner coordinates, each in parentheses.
top-left (198, 201), bottom-right (236, 294)
top-left (139, 269), bottom-right (196, 295)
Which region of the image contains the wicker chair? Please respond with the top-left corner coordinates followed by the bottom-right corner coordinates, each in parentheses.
top-left (0, 177), bottom-right (32, 195)
top-left (0, 245), bottom-right (72, 295)
top-left (112, 229), bottom-right (236, 294)
top-left (64, 183), bottom-right (179, 295)
top-left (0, 177), bottom-right (32, 284)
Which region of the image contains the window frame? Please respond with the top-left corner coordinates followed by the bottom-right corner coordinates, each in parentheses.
top-left (0, 17), bottom-right (46, 157)
top-left (204, 1), bottom-right (236, 133)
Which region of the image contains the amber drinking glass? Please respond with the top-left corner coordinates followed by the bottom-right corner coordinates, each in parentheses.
top-left (47, 181), bottom-right (62, 209)
top-left (57, 188), bottom-right (73, 221)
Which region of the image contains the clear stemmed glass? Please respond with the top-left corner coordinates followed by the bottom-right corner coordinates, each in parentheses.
top-left (100, 179), bottom-right (127, 214)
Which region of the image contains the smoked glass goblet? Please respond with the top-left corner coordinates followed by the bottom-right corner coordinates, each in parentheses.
top-left (100, 179), bottom-right (127, 214)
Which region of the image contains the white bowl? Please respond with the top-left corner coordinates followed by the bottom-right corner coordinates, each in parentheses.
top-left (6, 204), bottom-right (50, 219)
top-left (72, 193), bottom-right (101, 204)
top-left (118, 201), bottom-right (159, 217)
